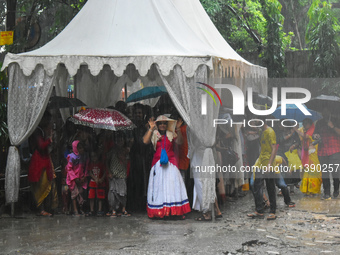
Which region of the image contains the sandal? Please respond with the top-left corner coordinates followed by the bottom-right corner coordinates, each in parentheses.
top-left (110, 211), bottom-right (117, 218)
top-left (38, 210), bottom-right (52, 217)
top-left (122, 210), bottom-right (131, 217)
top-left (247, 212), bottom-right (264, 219)
top-left (267, 213), bottom-right (277, 220)
top-left (215, 213), bottom-right (223, 219)
top-left (85, 211), bottom-right (94, 217)
top-left (287, 202), bottom-right (295, 208)
top-left (195, 214), bottom-right (212, 221)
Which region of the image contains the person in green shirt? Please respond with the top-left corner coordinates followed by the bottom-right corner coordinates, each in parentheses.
top-left (247, 117), bottom-right (277, 220)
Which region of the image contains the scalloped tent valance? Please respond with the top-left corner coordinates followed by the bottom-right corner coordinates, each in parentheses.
top-left (2, 54), bottom-right (214, 77)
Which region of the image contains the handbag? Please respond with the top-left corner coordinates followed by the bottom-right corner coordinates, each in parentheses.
top-left (160, 135), bottom-right (169, 165)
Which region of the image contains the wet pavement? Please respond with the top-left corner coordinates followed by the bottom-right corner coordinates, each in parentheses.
top-left (1, 190), bottom-right (340, 254)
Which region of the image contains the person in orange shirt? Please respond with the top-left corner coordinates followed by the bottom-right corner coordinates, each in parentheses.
top-left (176, 116), bottom-right (190, 182)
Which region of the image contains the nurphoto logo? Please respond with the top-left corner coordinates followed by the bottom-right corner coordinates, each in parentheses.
top-left (197, 82), bottom-right (312, 128)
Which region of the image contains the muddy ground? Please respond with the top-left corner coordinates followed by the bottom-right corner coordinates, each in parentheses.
top-left (1, 191), bottom-right (340, 254)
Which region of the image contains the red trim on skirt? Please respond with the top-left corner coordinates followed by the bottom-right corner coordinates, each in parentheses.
top-left (147, 203), bottom-right (191, 218)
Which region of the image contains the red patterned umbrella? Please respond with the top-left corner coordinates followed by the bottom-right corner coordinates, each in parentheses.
top-left (70, 108), bottom-right (136, 131)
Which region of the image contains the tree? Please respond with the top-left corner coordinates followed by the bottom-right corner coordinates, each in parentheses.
top-left (201, 0), bottom-right (292, 78)
top-left (2, 0), bottom-right (87, 53)
top-left (306, 0), bottom-right (340, 95)
top-left (279, 0), bottom-right (311, 50)
top-left (201, 0), bottom-right (266, 52)
top-left (259, 0), bottom-right (292, 78)
top-left (306, 0), bottom-right (340, 78)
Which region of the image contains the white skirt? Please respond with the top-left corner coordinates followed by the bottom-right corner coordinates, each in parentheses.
top-left (147, 161), bottom-right (190, 218)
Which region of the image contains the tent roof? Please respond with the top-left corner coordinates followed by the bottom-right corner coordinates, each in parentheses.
top-left (2, 0), bottom-right (266, 77)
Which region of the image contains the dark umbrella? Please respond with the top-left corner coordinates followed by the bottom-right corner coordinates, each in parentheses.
top-left (126, 86), bottom-right (167, 103)
top-left (48, 96), bottom-right (86, 109)
top-left (305, 95), bottom-right (340, 115)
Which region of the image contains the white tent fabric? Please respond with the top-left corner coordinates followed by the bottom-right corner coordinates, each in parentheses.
top-left (1, 0), bottom-right (265, 77)
top-left (2, 0), bottom-right (267, 210)
top-left (4, 64), bottom-right (66, 203)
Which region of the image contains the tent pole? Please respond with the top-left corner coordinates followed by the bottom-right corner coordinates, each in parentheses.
top-left (73, 76), bottom-right (77, 115)
top-left (124, 83), bottom-right (127, 101)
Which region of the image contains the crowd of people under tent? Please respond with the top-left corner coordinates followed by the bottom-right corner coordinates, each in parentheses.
top-left (18, 97), bottom-right (340, 221)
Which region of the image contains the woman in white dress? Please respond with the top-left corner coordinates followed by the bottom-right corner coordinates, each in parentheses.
top-left (143, 115), bottom-right (191, 219)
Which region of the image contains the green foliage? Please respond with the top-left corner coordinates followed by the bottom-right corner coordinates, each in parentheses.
top-left (3, 0), bottom-right (86, 53)
top-left (259, 0), bottom-right (290, 78)
top-left (306, 0), bottom-right (340, 79)
top-left (200, 0), bottom-right (222, 19)
top-left (201, 0), bottom-right (292, 78)
top-left (0, 63), bottom-right (8, 90)
top-left (0, 63), bottom-right (9, 148)
top-left (200, 0), bottom-right (263, 52)
top-left (0, 102), bottom-right (8, 148)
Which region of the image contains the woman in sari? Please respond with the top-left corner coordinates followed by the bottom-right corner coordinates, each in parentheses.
top-left (296, 118), bottom-right (322, 196)
top-left (143, 115), bottom-right (190, 219)
top-left (28, 111), bottom-right (58, 216)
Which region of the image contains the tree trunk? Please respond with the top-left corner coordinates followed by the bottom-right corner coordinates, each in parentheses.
top-left (289, 0), bottom-right (303, 50)
top-left (6, 0), bottom-right (17, 31)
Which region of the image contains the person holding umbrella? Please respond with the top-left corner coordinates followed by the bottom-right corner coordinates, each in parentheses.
top-left (313, 106), bottom-right (340, 200)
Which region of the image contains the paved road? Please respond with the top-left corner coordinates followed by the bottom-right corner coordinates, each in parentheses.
top-left (1, 191), bottom-right (340, 254)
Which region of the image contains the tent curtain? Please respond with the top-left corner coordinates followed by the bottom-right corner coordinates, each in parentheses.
top-left (75, 65), bottom-right (172, 109)
top-left (75, 65), bottom-right (131, 108)
top-left (157, 64), bottom-right (218, 211)
top-left (5, 64), bottom-right (60, 203)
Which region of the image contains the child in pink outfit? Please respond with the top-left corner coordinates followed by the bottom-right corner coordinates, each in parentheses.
top-left (66, 140), bottom-right (88, 215)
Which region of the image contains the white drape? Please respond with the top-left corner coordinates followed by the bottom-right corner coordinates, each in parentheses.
top-left (75, 65), bottom-right (129, 108)
top-left (158, 65), bottom-right (218, 211)
top-left (75, 65), bottom-right (169, 109)
top-left (5, 64), bottom-right (62, 203)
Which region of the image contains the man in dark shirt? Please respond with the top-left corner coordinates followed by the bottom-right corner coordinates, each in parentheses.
top-left (313, 107), bottom-right (340, 200)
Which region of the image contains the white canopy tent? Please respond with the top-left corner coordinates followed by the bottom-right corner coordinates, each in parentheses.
top-left (2, 0), bottom-right (267, 210)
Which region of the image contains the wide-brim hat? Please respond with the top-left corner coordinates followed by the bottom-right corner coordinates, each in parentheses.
top-left (155, 115), bottom-right (177, 133)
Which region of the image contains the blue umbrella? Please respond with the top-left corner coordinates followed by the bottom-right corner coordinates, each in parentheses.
top-left (126, 86), bottom-right (167, 103)
top-left (272, 104), bottom-right (322, 122)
